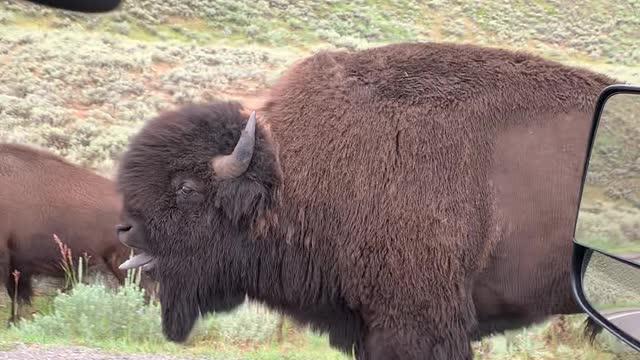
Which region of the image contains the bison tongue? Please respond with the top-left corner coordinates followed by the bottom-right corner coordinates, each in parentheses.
top-left (119, 253), bottom-right (154, 270)
top-left (142, 258), bottom-right (157, 271)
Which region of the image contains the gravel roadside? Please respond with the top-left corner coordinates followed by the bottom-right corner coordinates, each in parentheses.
top-left (0, 343), bottom-right (211, 360)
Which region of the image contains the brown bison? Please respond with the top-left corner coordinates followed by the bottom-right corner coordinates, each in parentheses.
top-left (0, 143), bottom-right (154, 322)
top-left (115, 42), bottom-right (616, 359)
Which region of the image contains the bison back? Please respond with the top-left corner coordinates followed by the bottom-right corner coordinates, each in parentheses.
top-left (260, 42), bottom-right (615, 315)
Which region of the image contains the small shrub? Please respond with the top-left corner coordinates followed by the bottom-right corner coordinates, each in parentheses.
top-left (10, 281), bottom-right (164, 345)
top-left (214, 300), bottom-right (282, 345)
top-left (0, 11), bottom-right (16, 25)
top-left (109, 21), bottom-right (131, 35)
top-left (51, 17), bottom-right (73, 29)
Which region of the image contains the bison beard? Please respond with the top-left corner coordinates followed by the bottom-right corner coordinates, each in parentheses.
top-left (115, 42), bottom-right (617, 359)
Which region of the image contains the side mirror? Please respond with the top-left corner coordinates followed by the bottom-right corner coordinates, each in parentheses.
top-left (573, 84), bottom-right (640, 351)
top-left (18, 0), bottom-right (122, 12)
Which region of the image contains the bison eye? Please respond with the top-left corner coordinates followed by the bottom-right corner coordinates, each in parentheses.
top-left (178, 185), bottom-right (195, 196)
top-left (174, 179), bottom-right (204, 208)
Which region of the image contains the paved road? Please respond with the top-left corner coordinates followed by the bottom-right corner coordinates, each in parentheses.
top-left (617, 253), bottom-right (640, 263)
top-left (604, 308), bottom-right (640, 340)
top-left (0, 343), bottom-right (208, 360)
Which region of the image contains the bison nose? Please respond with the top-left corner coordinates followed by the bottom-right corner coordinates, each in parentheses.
top-left (116, 224), bottom-right (132, 233)
top-left (116, 224), bottom-right (133, 247)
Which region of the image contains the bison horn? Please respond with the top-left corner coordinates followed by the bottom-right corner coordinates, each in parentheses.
top-left (211, 111), bottom-right (257, 179)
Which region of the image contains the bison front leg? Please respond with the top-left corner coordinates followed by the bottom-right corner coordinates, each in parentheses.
top-left (0, 251), bottom-right (9, 326)
top-left (362, 324), bottom-right (473, 360)
top-left (5, 269), bottom-right (32, 326)
top-left (360, 298), bottom-right (477, 360)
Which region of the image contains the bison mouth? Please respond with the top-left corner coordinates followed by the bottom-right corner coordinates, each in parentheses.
top-left (119, 251), bottom-right (157, 271)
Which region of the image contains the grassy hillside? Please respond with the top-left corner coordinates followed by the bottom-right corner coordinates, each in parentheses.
top-left (575, 93), bottom-right (640, 255)
top-left (3, 0), bottom-right (640, 63)
top-left (1, 0), bottom-right (639, 173)
top-left (1, 0), bottom-right (640, 359)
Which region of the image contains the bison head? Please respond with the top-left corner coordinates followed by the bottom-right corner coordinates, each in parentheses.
top-left (115, 101), bottom-right (282, 342)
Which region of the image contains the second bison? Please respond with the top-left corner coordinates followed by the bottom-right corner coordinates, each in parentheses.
top-left (115, 42), bottom-right (616, 359)
top-left (0, 143), bottom-right (155, 322)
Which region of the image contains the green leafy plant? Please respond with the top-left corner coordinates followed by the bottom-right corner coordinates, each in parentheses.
top-left (52, 234), bottom-right (89, 289)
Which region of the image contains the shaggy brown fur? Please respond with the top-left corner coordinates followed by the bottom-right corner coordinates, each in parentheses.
top-left (116, 42), bottom-right (617, 359)
top-left (0, 143), bottom-right (155, 322)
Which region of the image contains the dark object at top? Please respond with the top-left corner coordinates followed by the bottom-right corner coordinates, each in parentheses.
top-left (21, 0), bottom-right (121, 12)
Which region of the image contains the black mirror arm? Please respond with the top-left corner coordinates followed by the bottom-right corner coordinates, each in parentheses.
top-left (18, 0), bottom-right (121, 13)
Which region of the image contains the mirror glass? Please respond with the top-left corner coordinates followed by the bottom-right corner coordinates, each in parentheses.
top-left (575, 92), bottom-right (640, 264)
top-left (582, 251), bottom-right (640, 342)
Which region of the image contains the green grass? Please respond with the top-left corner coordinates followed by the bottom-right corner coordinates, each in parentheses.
top-left (1, 280), bottom-right (635, 359)
top-left (0, 294), bottom-right (56, 325)
top-left (0, 243), bottom-right (348, 358)
top-left (1, 252), bottom-right (638, 359)
top-left (583, 251), bottom-right (640, 308)
top-left (0, 282), bottom-right (349, 359)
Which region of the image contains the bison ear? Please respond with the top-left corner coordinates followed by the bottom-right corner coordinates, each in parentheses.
top-left (214, 178), bottom-right (276, 227)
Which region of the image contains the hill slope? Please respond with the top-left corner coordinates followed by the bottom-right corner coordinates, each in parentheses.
top-left (0, 1), bottom-right (639, 358)
top-left (1, 0), bottom-right (639, 172)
